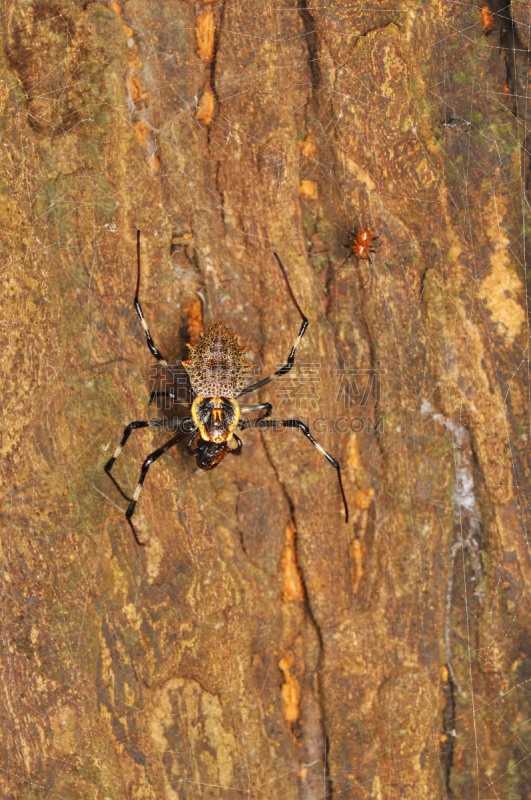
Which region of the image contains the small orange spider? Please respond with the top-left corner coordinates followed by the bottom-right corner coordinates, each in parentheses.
top-left (310, 218), bottom-right (381, 286)
top-left (350, 228), bottom-right (378, 261)
top-left (344, 224), bottom-right (381, 288)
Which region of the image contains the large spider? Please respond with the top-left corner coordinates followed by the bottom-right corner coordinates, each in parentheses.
top-left (105, 231), bottom-right (349, 545)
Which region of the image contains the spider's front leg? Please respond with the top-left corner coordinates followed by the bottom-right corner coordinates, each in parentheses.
top-left (134, 229), bottom-right (179, 381)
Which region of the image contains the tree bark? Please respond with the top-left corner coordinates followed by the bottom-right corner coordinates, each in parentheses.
top-left (1, 0), bottom-right (530, 797)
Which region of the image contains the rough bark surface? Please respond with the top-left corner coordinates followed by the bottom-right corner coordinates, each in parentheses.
top-left (1, 1), bottom-right (530, 798)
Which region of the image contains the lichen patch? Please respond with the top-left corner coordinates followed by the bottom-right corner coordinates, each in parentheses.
top-left (480, 256), bottom-right (524, 341)
top-left (196, 86), bottom-right (215, 126)
top-left (280, 521), bottom-right (305, 602)
top-left (196, 6), bottom-right (215, 63)
top-left (278, 652), bottom-right (301, 727)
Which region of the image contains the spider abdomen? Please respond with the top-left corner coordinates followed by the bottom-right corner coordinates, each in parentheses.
top-left (182, 322), bottom-right (251, 398)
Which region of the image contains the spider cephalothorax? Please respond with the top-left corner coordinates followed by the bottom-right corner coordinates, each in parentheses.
top-left (182, 322), bottom-right (251, 398)
top-left (191, 396), bottom-right (240, 444)
top-left (105, 233), bottom-right (349, 545)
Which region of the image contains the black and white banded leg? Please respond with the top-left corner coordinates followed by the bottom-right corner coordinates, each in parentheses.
top-left (239, 402), bottom-right (273, 420)
top-left (134, 229), bottom-right (179, 381)
top-left (125, 429), bottom-right (190, 545)
top-left (239, 418), bottom-right (349, 522)
top-left (105, 420), bottom-right (150, 501)
top-left (238, 253), bottom-right (308, 398)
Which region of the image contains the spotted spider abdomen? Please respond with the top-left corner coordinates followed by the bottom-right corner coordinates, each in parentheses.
top-left (182, 322), bottom-right (251, 398)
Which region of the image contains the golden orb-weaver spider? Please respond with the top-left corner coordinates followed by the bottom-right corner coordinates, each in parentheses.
top-left (105, 231), bottom-right (349, 545)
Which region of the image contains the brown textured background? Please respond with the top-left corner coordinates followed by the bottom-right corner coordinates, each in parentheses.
top-left (1, 0), bottom-right (531, 797)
